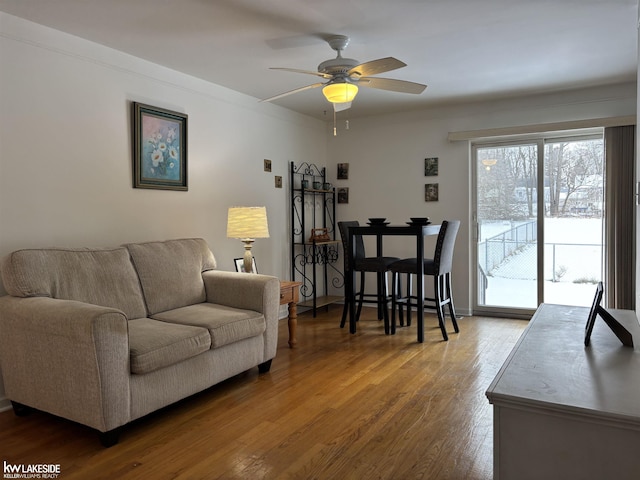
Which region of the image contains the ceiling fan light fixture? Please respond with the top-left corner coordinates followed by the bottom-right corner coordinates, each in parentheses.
top-left (322, 83), bottom-right (358, 103)
top-left (482, 158), bottom-right (498, 171)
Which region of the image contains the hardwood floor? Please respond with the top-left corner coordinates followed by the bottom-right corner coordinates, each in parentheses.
top-left (0, 306), bottom-right (527, 479)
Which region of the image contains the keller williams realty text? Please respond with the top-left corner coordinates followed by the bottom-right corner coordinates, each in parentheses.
top-left (3, 461), bottom-right (60, 479)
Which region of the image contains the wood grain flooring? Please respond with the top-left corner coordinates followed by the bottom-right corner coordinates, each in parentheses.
top-left (0, 305), bottom-right (527, 479)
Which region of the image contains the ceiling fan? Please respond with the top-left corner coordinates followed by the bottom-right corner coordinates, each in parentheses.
top-left (261, 35), bottom-right (427, 112)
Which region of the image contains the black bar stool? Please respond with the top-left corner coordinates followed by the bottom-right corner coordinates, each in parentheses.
top-left (338, 221), bottom-right (400, 332)
top-left (389, 220), bottom-right (460, 340)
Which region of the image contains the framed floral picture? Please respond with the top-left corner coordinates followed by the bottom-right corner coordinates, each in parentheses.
top-left (133, 102), bottom-right (188, 191)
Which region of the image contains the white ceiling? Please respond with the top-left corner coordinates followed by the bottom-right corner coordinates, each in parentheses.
top-left (1, 0), bottom-right (637, 120)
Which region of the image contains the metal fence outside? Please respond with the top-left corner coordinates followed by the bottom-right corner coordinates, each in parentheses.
top-left (479, 221), bottom-right (537, 275)
top-left (478, 220), bottom-right (602, 282)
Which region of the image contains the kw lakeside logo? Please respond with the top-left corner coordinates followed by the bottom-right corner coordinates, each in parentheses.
top-left (3, 461), bottom-right (61, 479)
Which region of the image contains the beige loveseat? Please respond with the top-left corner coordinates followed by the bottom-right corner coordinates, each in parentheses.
top-left (0, 238), bottom-right (279, 446)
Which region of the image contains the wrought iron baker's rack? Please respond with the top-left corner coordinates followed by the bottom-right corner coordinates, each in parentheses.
top-left (290, 161), bottom-right (344, 316)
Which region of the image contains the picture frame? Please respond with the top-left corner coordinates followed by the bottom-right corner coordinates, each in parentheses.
top-left (338, 187), bottom-right (349, 204)
top-left (424, 157), bottom-right (439, 176)
top-left (337, 163), bottom-right (349, 180)
top-left (584, 281), bottom-right (603, 346)
top-left (585, 282), bottom-right (634, 347)
top-left (133, 102), bottom-right (188, 191)
top-left (425, 183), bottom-right (439, 202)
top-left (264, 159), bottom-right (272, 172)
top-left (234, 257), bottom-right (258, 273)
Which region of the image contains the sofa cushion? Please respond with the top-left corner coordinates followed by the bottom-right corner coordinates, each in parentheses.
top-left (128, 318), bottom-right (211, 374)
top-left (151, 303), bottom-right (266, 348)
top-left (125, 238), bottom-right (217, 316)
top-left (0, 247), bottom-right (147, 320)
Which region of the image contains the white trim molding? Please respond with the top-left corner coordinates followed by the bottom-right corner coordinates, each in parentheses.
top-left (448, 115), bottom-right (637, 142)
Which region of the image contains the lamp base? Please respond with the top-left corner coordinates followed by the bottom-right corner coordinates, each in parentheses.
top-left (241, 239), bottom-right (256, 273)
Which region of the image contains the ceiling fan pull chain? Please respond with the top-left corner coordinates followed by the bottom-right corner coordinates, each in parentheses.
top-left (333, 109), bottom-right (337, 136)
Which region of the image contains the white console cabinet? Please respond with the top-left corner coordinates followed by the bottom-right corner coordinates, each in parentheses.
top-left (486, 303), bottom-right (640, 480)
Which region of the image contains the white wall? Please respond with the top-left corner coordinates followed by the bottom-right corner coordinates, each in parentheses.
top-left (327, 83), bottom-right (637, 316)
top-left (0, 13), bottom-right (327, 408)
top-left (0, 11), bottom-right (637, 410)
top-left (0, 13), bottom-right (327, 276)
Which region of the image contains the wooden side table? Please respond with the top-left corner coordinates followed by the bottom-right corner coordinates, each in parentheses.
top-left (280, 281), bottom-right (301, 348)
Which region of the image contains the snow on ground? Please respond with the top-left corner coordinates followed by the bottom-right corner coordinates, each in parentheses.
top-left (482, 217), bottom-right (602, 307)
top-left (484, 277), bottom-right (598, 308)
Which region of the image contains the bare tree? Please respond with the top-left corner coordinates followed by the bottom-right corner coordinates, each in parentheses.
top-left (478, 139), bottom-right (602, 221)
top-left (514, 145), bottom-right (537, 217)
top-left (477, 144), bottom-right (538, 221)
top-left (545, 142), bottom-right (565, 216)
top-left (545, 139), bottom-right (603, 216)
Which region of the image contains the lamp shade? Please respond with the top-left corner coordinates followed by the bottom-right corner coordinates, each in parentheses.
top-left (227, 206), bottom-right (270, 239)
top-left (322, 83), bottom-right (358, 103)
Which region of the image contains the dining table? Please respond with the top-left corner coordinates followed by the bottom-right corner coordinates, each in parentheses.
top-left (347, 222), bottom-right (441, 343)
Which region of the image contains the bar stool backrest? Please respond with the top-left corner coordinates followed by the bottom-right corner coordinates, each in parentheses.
top-left (434, 220), bottom-right (460, 275)
top-left (338, 221), bottom-right (366, 272)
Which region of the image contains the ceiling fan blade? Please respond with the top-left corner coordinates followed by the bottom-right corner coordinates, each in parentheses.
top-left (348, 57), bottom-right (406, 77)
top-left (358, 77), bottom-right (427, 94)
top-left (260, 83), bottom-right (324, 103)
top-left (270, 67), bottom-right (332, 79)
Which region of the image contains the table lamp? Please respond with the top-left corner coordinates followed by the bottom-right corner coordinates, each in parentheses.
top-left (227, 206), bottom-right (269, 273)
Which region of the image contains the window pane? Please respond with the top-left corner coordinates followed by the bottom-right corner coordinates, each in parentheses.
top-left (476, 144), bottom-right (539, 310)
top-left (543, 138), bottom-right (603, 306)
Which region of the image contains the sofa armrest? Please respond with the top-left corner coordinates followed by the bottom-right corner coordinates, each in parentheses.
top-left (202, 271), bottom-right (279, 312)
top-left (0, 296), bottom-right (131, 432)
top-left (202, 271), bottom-right (280, 360)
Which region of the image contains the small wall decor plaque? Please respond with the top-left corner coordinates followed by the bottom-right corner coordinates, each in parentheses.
top-left (264, 159), bottom-right (272, 172)
top-left (425, 183), bottom-right (439, 202)
top-left (424, 157), bottom-right (439, 176)
top-left (133, 102), bottom-right (188, 191)
top-left (338, 187), bottom-right (349, 204)
top-left (275, 176), bottom-right (282, 188)
top-left (337, 163), bottom-right (349, 180)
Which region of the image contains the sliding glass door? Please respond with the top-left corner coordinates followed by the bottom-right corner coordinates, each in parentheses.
top-left (475, 142), bottom-right (540, 313)
top-left (474, 133), bottom-right (604, 316)
top-left (542, 137), bottom-right (604, 305)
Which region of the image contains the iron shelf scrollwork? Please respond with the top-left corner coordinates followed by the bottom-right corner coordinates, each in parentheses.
top-left (290, 162), bottom-right (344, 316)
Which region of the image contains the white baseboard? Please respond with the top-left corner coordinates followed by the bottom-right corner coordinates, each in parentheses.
top-left (278, 302), bottom-right (472, 319)
top-left (0, 396), bottom-right (11, 412)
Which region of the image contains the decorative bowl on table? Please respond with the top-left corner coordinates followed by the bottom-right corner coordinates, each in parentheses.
top-left (407, 217), bottom-right (431, 225)
top-left (367, 217), bottom-right (389, 226)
